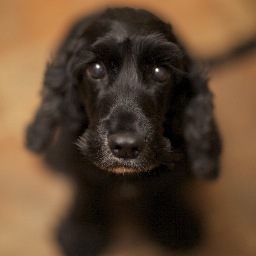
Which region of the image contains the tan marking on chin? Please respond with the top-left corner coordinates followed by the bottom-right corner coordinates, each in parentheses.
top-left (111, 167), bottom-right (137, 173)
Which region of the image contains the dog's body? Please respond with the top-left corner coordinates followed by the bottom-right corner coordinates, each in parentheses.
top-left (26, 8), bottom-right (221, 256)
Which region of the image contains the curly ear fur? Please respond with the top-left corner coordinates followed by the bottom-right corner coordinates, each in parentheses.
top-left (183, 65), bottom-right (222, 179)
top-left (26, 19), bottom-right (88, 153)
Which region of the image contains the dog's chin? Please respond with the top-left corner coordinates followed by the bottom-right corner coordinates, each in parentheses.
top-left (109, 167), bottom-right (139, 174)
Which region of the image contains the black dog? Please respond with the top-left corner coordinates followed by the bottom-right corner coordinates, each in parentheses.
top-left (26, 7), bottom-right (221, 256)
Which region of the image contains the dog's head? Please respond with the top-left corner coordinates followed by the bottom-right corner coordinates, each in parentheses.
top-left (27, 8), bottom-right (221, 178)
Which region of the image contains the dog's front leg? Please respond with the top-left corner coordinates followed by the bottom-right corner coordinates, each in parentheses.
top-left (57, 184), bottom-right (111, 256)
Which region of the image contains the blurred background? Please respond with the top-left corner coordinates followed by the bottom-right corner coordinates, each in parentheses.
top-left (0, 0), bottom-right (255, 255)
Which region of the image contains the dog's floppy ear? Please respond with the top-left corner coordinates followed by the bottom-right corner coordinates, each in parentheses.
top-left (183, 64), bottom-right (222, 179)
top-left (26, 18), bottom-right (90, 153)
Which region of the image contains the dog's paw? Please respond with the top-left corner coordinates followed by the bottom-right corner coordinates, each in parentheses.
top-left (57, 221), bottom-right (108, 256)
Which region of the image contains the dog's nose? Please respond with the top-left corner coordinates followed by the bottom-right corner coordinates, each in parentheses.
top-left (108, 132), bottom-right (144, 159)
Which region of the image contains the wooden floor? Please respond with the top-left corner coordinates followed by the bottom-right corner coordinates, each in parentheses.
top-left (0, 1), bottom-right (256, 255)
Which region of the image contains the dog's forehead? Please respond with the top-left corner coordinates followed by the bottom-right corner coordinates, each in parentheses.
top-left (108, 21), bottom-right (129, 42)
top-left (85, 8), bottom-right (174, 44)
top-left (89, 21), bottom-right (172, 52)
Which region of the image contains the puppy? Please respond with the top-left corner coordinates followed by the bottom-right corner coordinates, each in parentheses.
top-left (26, 7), bottom-right (221, 256)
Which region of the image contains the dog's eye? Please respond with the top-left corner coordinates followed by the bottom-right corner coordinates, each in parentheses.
top-left (86, 63), bottom-right (106, 80)
top-left (152, 66), bottom-right (169, 82)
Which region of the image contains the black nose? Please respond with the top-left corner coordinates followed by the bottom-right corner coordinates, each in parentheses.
top-left (108, 132), bottom-right (144, 159)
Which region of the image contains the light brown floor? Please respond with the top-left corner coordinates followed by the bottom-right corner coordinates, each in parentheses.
top-left (0, 1), bottom-right (256, 255)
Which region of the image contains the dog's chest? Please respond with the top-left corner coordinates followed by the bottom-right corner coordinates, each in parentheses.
top-left (109, 180), bottom-right (143, 216)
top-left (117, 182), bottom-right (140, 200)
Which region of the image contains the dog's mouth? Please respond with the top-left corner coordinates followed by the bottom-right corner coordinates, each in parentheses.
top-left (92, 155), bottom-right (158, 174)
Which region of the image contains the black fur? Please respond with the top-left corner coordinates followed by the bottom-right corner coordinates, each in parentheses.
top-left (26, 8), bottom-right (221, 256)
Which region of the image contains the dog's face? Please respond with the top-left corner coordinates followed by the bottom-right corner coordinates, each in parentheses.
top-left (26, 8), bottom-right (221, 178)
top-left (73, 9), bottom-right (186, 173)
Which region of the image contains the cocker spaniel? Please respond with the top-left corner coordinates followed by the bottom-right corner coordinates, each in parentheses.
top-left (26, 7), bottom-right (221, 256)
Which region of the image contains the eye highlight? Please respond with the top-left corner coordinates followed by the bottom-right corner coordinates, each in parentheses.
top-left (86, 63), bottom-right (106, 80)
top-left (152, 66), bottom-right (169, 82)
